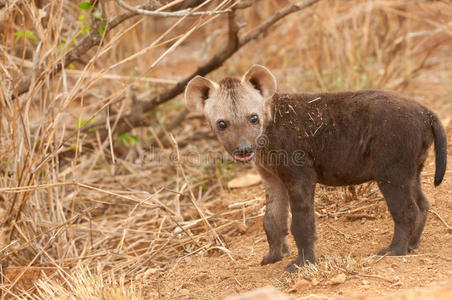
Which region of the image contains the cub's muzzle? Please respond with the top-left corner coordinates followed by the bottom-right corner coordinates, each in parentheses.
top-left (233, 144), bottom-right (255, 163)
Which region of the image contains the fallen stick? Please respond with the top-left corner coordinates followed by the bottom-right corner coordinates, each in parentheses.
top-left (326, 223), bottom-right (350, 239)
top-left (429, 209), bottom-right (452, 233)
top-left (345, 214), bottom-right (377, 221)
top-left (331, 200), bottom-right (384, 217)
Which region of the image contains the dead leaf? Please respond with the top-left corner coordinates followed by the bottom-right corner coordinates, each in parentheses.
top-left (179, 288), bottom-right (190, 296)
top-left (326, 273), bottom-right (346, 285)
top-left (233, 222), bottom-right (248, 234)
top-left (228, 173), bottom-right (262, 189)
top-left (288, 279), bottom-right (310, 293)
top-left (2, 267), bottom-right (59, 295)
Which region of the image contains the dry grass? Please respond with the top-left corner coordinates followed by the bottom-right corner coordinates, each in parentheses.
top-left (32, 264), bottom-right (143, 300)
top-left (0, 0), bottom-right (451, 298)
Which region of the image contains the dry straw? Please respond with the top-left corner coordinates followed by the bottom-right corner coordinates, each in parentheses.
top-left (0, 0), bottom-right (451, 298)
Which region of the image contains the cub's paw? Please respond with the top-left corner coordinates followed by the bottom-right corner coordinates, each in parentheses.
top-left (407, 241), bottom-right (420, 252)
top-left (261, 244), bottom-right (290, 266)
top-left (261, 253), bottom-right (284, 265)
top-left (285, 260), bottom-right (301, 273)
top-left (377, 246), bottom-right (407, 256)
top-left (285, 256), bottom-right (315, 273)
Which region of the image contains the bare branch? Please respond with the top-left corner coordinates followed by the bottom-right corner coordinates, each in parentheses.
top-left (239, 0), bottom-right (320, 45)
top-left (126, 0), bottom-right (321, 122)
top-left (115, 0), bottom-right (231, 17)
top-left (83, 0), bottom-right (320, 136)
top-left (109, 2), bottom-right (160, 29)
top-left (46, 0), bottom-right (321, 162)
top-left (11, 0), bottom-right (198, 100)
top-left (235, 0), bottom-right (257, 9)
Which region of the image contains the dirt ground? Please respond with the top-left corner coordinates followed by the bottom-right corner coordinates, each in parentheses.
top-left (147, 121), bottom-right (452, 299)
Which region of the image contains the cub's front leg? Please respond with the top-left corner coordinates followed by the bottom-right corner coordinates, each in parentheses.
top-left (285, 174), bottom-right (317, 273)
top-left (257, 166), bottom-right (290, 265)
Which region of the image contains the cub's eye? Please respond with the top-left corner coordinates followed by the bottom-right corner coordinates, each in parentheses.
top-left (250, 114), bottom-right (259, 125)
top-left (217, 120), bottom-right (227, 131)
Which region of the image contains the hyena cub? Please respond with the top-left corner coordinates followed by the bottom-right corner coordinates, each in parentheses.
top-left (184, 65), bottom-right (447, 272)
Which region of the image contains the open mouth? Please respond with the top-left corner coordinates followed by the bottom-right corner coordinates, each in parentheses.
top-left (233, 152), bottom-right (255, 162)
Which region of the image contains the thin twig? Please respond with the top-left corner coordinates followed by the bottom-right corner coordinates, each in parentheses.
top-left (352, 273), bottom-right (396, 283)
top-left (11, 0), bottom-right (203, 99)
top-left (429, 209), bottom-right (452, 233)
top-left (335, 266), bottom-right (395, 283)
top-left (169, 134), bottom-right (233, 260)
top-left (68, 0), bottom-right (321, 147)
top-left (115, 0), bottom-right (231, 17)
top-left (326, 223), bottom-right (350, 239)
top-left (331, 200), bottom-right (383, 217)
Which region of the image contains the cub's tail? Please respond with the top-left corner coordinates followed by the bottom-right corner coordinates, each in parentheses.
top-left (431, 114), bottom-right (447, 186)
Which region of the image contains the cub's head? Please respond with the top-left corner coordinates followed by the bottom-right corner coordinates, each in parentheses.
top-left (184, 65), bottom-right (276, 163)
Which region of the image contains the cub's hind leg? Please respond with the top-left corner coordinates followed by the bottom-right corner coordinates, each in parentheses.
top-left (408, 168), bottom-right (429, 252)
top-left (377, 178), bottom-right (418, 256)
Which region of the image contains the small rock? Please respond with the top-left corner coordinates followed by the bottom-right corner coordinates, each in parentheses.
top-left (392, 280), bottom-right (403, 287)
top-left (228, 173), bottom-right (262, 189)
top-left (225, 286), bottom-right (293, 300)
top-left (361, 279), bottom-right (369, 285)
top-left (326, 273), bottom-right (347, 285)
top-left (311, 278), bottom-right (319, 286)
top-left (288, 279), bottom-right (311, 293)
top-left (420, 257), bottom-right (433, 265)
top-left (179, 288), bottom-right (190, 296)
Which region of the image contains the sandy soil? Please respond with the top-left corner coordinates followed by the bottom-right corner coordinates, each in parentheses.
top-left (147, 122), bottom-right (452, 299)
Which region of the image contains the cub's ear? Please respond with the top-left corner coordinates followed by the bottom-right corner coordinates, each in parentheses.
top-left (184, 76), bottom-right (218, 112)
top-left (242, 64), bottom-right (277, 98)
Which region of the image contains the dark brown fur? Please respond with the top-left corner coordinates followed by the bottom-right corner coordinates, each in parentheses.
top-left (184, 66), bottom-right (447, 273)
top-left (257, 90), bottom-right (447, 272)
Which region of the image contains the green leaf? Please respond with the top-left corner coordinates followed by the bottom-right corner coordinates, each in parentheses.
top-left (117, 132), bottom-right (138, 147)
top-left (99, 22), bottom-right (106, 36)
top-left (76, 117), bottom-right (98, 128)
top-left (77, 119), bottom-right (89, 128)
top-left (78, 2), bottom-right (92, 10)
top-left (80, 25), bottom-right (91, 35)
top-left (93, 10), bottom-right (102, 20)
top-left (119, 132), bottom-right (130, 146)
top-left (25, 31), bottom-right (37, 40)
top-left (15, 31), bottom-right (39, 45)
top-left (14, 31), bottom-right (25, 41)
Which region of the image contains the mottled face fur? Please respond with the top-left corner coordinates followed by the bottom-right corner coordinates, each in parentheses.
top-left (185, 65), bottom-right (277, 162)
